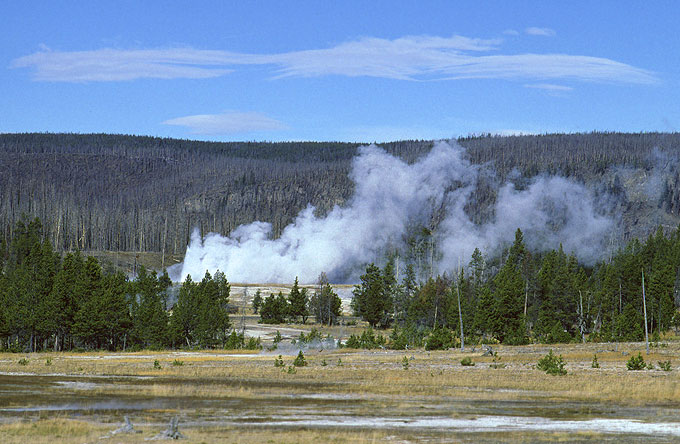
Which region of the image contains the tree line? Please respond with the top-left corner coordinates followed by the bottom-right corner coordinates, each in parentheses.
top-left (2, 215), bottom-right (680, 352)
top-left (3, 132), bottom-right (680, 262)
top-left (0, 217), bottom-right (238, 352)
top-left (351, 227), bottom-right (680, 347)
top-left (255, 276), bottom-right (343, 326)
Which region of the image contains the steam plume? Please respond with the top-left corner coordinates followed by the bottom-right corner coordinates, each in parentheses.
top-left (176, 141), bottom-right (613, 283)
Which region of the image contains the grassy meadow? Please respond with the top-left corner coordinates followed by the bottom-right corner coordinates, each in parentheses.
top-left (0, 329), bottom-right (679, 443)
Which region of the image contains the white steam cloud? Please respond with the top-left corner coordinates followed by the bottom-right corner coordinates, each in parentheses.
top-left (177, 141), bottom-right (613, 283)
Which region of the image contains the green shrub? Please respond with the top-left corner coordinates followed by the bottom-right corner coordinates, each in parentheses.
top-left (658, 360), bottom-right (672, 371)
top-left (626, 353), bottom-right (646, 371)
top-left (45, 358), bottom-right (52, 366)
top-left (273, 330), bottom-right (282, 344)
top-left (344, 328), bottom-right (386, 349)
top-left (286, 366), bottom-right (296, 374)
top-left (591, 354), bottom-right (600, 368)
top-left (490, 352), bottom-right (505, 369)
top-left (153, 360), bottom-right (162, 370)
top-left (172, 359), bottom-right (184, 366)
top-left (424, 327), bottom-right (454, 351)
top-left (18, 358), bottom-right (28, 366)
top-left (293, 350), bottom-right (307, 367)
top-left (460, 357), bottom-right (475, 366)
top-left (540, 321), bottom-right (572, 344)
top-left (537, 349), bottom-right (567, 375)
top-left (298, 328), bottom-right (323, 344)
top-left (321, 359), bottom-right (327, 367)
top-left (274, 355), bottom-right (284, 367)
top-left (402, 356), bottom-right (409, 370)
top-left (388, 324), bottom-right (425, 350)
top-left (224, 331), bottom-right (245, 349)
top-left (245, 336), bottom-right (262, 350)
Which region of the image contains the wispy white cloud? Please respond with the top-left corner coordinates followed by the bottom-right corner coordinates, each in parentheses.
top-left (162, 111), bottom-right (286, 134)
top-left (12, 35), bottom-right (657, 85)
top-left (525, 27), bottom-right (556, 37)
top-left (493, 129), bottom-right (535, 136)
top-left (524, 83), bottom-right (574, 91)
top-left (503, 29), bottom-right (520, 36)
top-left (10, 47), bottom-right (241, 81)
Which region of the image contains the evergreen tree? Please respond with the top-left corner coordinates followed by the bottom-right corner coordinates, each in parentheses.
top-left (72, 257), bottom-right (105, 349)
top-left (491, 229), bottom-right (527, 344)
top-left (287, 277), bottom-right (309, 323)
top-left (260, 292), bottom-right (288, 324)
top-left (352, 263), bottom-right (393, 328)
top-left (252, 289), bottom-right (263, 314)
top-left (393, 263), bottom-right (417, 324)
top-left (309, 280), bottom-right (342, 325)
top-left (131, 266), bottom-right (169, 349)
top-left (170, 275), bottom-right (199, 347)
top-left (194, 271), bottom-right (232, 348)
top-left (99, 272), bottom-right (132, 350)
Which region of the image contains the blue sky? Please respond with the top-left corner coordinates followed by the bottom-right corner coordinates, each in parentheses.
top-left (2, 1), bottom-right (679, 142)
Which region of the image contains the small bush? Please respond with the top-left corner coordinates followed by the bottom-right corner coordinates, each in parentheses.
top-left (490, 352), bottom-right (506, 369)
top-left (172, 359), bottom-right (184, 366)
top-left (425, 327), bottom-right (454, 351)
top-left (293, 350), bottom-right (307, 367)
top-left (344, 328), bottom-right (386, 349)
top-left (18, 358), bottom-right (29, 366)
top-left (336, 358), bottom-right (343, 366)
top-left (274, 355), bottom-right (284, 367)
top-left (286, 366), bottom-right (296, 374)
top-left (224, 331), bottom-right (246, 349)
top-left (45, 358), bottom-right (52, 366)
top-left (321, 359), bottom-right (327, 367)
top-left (658, 360), bottom-right (672, 371)
top-left (537, 349), bottom-right (567, 376)
top-left (626, 353), bottom-right (646, 371)
top-left (298, 328), bottom-right (323, 344)
top-left (591, 354), bottom-right (600, 369)
top-left (388, 325), bottom-right (425, 350)
top-left (460, 357), bottom-right (475, 366)
top-left (153, 360), bottom-right (162, 370)
top-left (402, 356), bottom-right (409, 370)
top-left (245, 336), bottom-right (262, 350)
top-left (273, 331), bottom-right (282, 344)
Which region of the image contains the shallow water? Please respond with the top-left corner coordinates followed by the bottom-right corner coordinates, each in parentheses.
top-left (1, 373), bottom-right (679, 442)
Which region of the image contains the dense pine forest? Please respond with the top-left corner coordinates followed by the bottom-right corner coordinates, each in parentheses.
top-left (3, 132), bottom-right (680, 259)
top-left (1, 216), bottom-right (678, 352)
top-left (2, 132), bottom-right (680, 352)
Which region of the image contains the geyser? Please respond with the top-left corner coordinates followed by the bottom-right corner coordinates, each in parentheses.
top-left (176, 141), bottom-right (612, 283)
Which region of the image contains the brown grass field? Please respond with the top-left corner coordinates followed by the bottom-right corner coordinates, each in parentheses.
top-left (1, 332), bottom-right (679, 443)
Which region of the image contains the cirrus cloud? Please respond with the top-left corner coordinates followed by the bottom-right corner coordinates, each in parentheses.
top-left (162, 111), bottom-right (287, 135)
top-left (11, 34), bottom-right (657, 85)
top-left (525, 27), bottom-right (557, 37)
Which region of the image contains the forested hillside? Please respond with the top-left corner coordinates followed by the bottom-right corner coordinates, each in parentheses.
top-left (2, 132), bottom-right (680, 259)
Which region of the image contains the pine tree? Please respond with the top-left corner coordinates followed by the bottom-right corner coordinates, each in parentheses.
top-left (131, 266), bottom-right (169, 349)
top-left (309, 280), bottom-right (342, 326)
top-left (352, 263), bottom-right (392, 328)
top-left (170, 275), bottom-right (199, 347)
top-left (491, 229), bottom-right (527, 344)
top-left (252, 289), bottom-right (263, 314)
top-left (287, 277), bottom-right (309, 324)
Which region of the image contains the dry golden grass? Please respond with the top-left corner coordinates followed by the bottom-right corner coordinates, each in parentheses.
top-left (0, 418), bottom-right (108, 444)
top-left (0, 418), bottom-right (617, 444)
top-left (1, 343), bottom-right (678, 444)
top-left (2, 341), bottom-right (678, 406)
